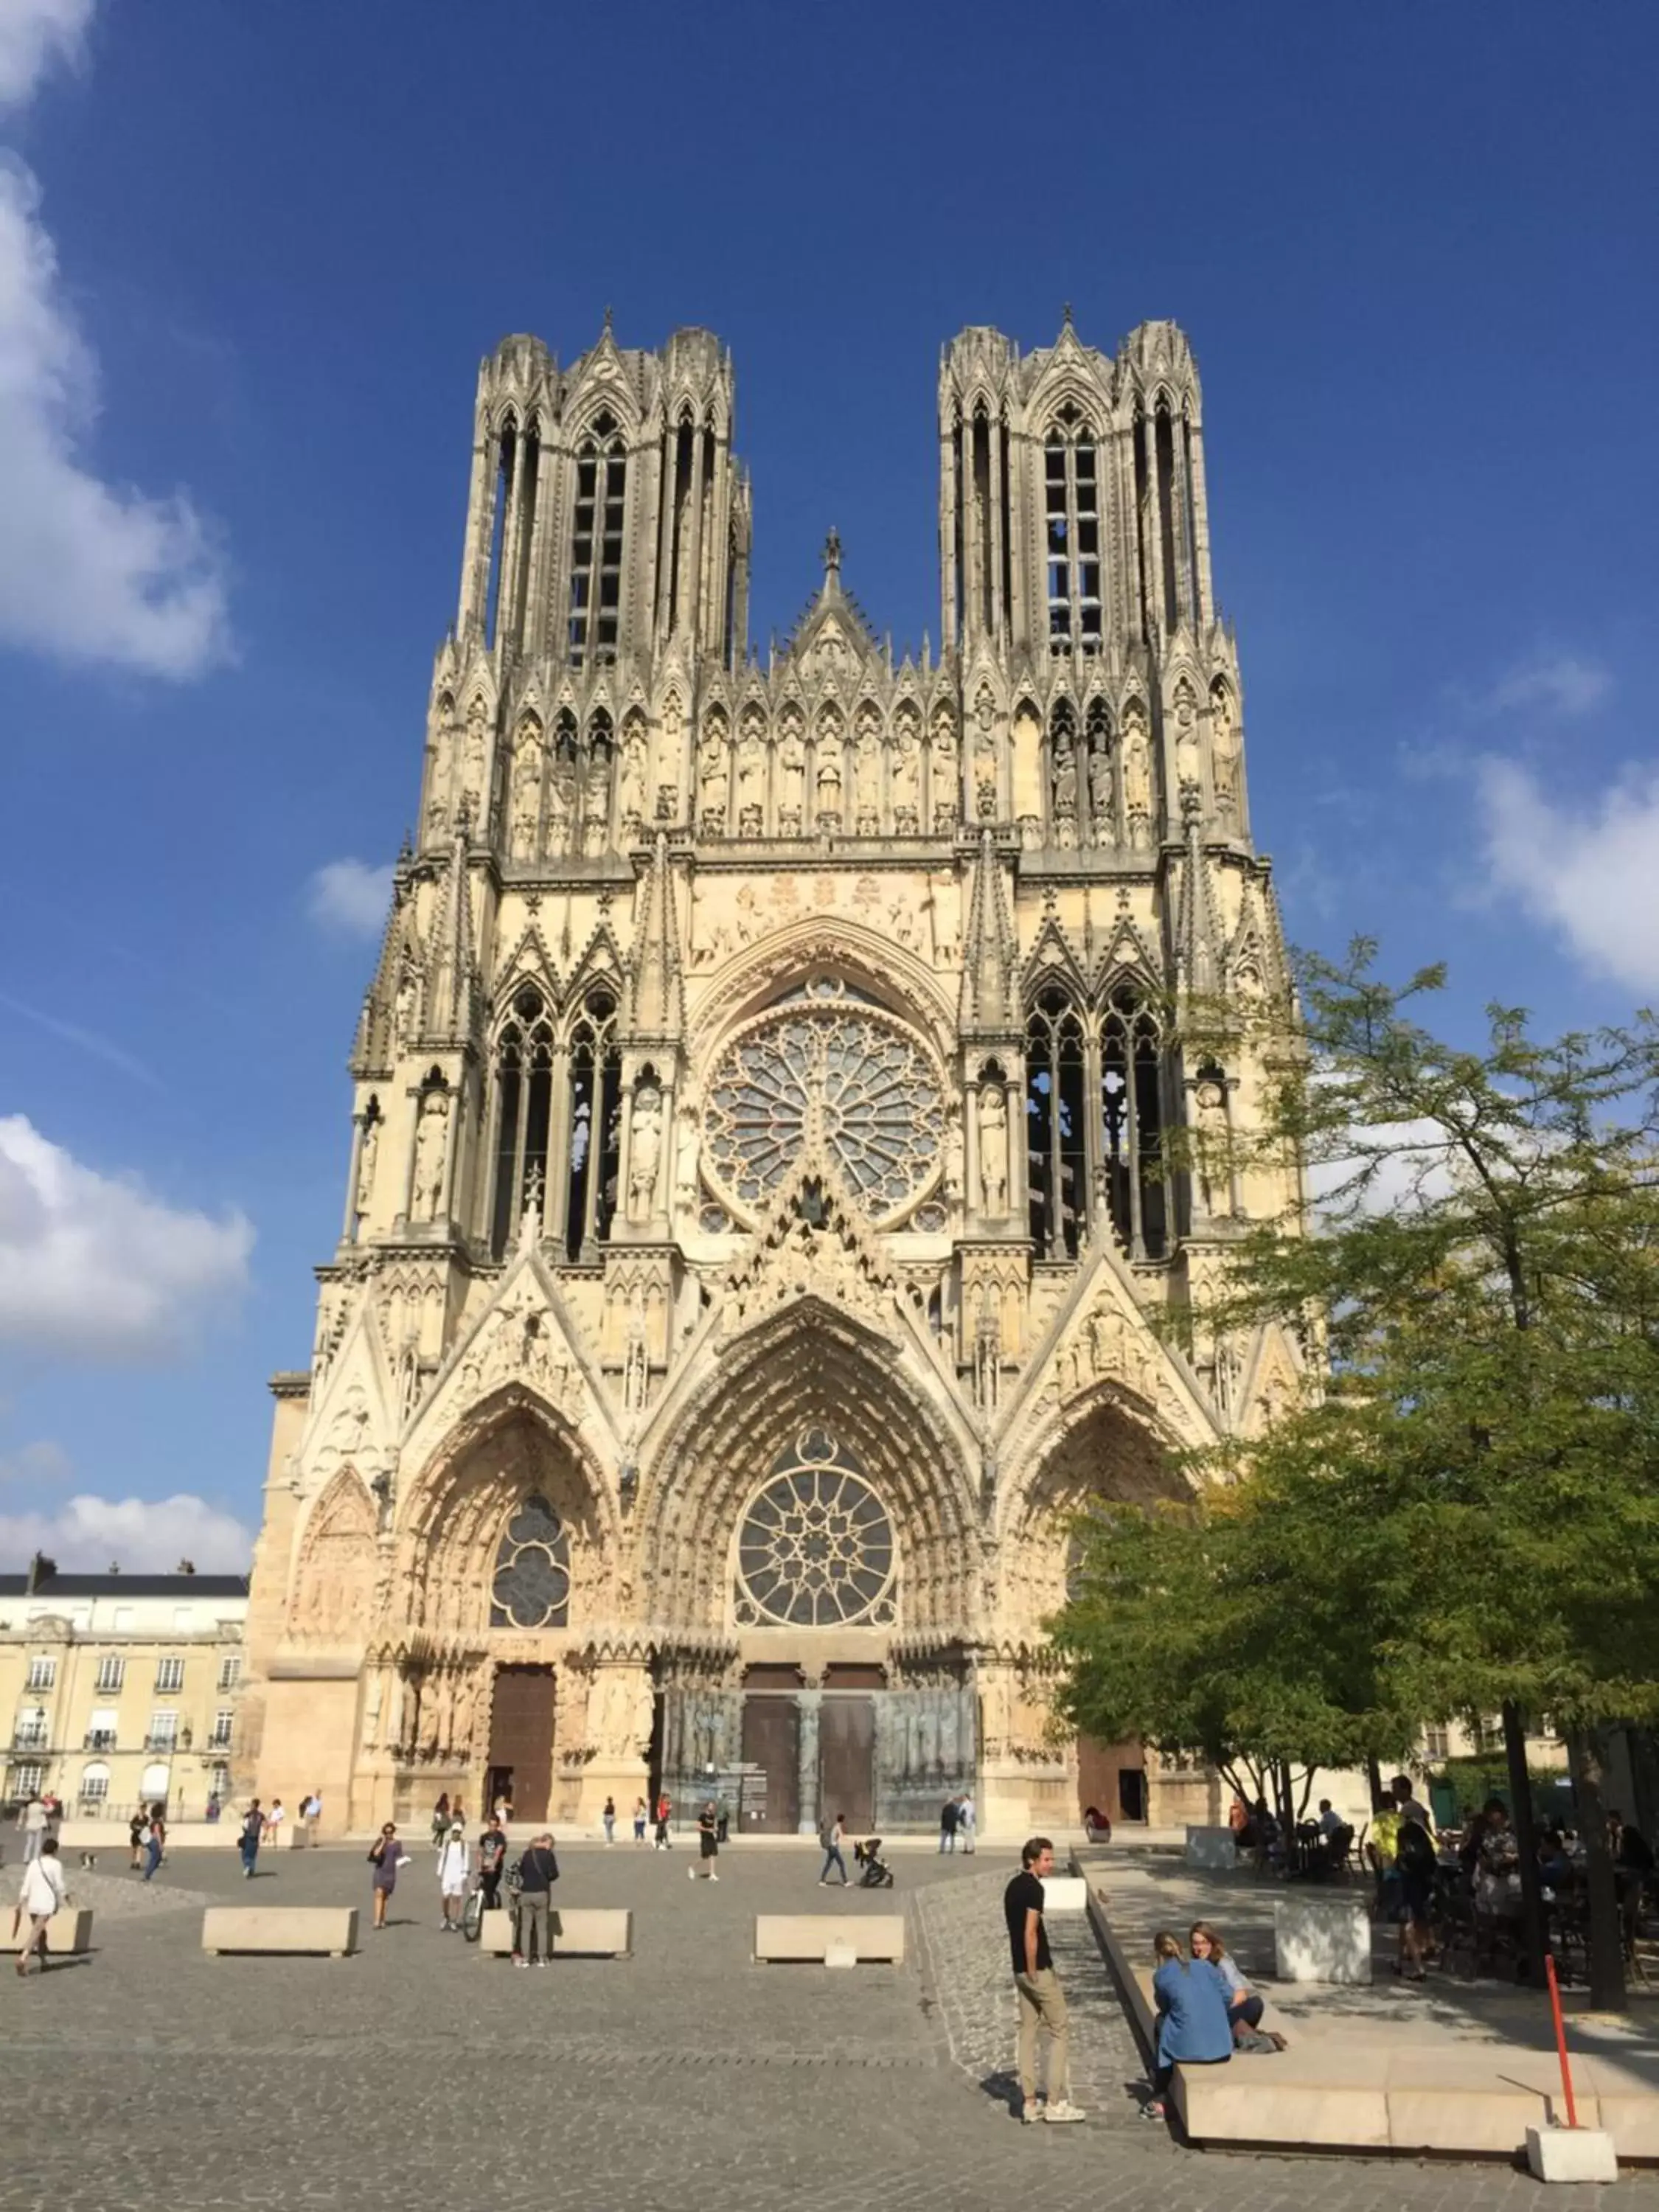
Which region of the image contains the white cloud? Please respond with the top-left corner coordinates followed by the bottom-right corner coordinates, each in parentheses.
top-left (0, 0), bottom-right (91, 109)
top-left (1475, 757), bottom-right (1659, 997)
top-left (0, 1115), bottom-right (253, 1361)
top-left (0, 1436), bottom-right (72, 1486)
top-left (0, 37), bottom-right (231, 677)
top-left (0, 1490), bottom-right (251, 1572)
top-left (307, 858), bottom-right (393, 938)
top-left (1479, 653), bottom-right (1612, 720)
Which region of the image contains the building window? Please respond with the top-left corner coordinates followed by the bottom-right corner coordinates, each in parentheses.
top-left (79, 1760), bottom-right (111, 1804)
top-left (95, 1656), bottom-right (125, 1694)
top-left (565, 992), bottom-right (622, 1260)
top-left (25, 1656), bottom-right (55, 1691)
top-left (1026, 990), bottom-right (1088, 1260)
top-left (1043, 409), bottom-right (1102, 655)
top-left (490, 1495), bottom-right (571, 1630)
top-left (568, 413), bottom-right (627, 667)
top-left (155, 1656), bottom-right (185, 1693)
top-left (147, 1711), bottom-right (178, 1750)
top-left (1424, 1725), bottom-right (1450, 1761)
top-left (209, 1710), bottom-right (234, 1750)
top-left (1100, 985), bottom-right (1170, 1259)
top-left (8, 1762), bottom-right (45, 1800)
top-left (217, 1655), bottom-right (241, 1693)
top-left (85, 1709), bottom-right (118, 1751)
top-left (490, 984), bottom-right (557, 1259)
top-left (13, 1707), bottom-right (49, 1750)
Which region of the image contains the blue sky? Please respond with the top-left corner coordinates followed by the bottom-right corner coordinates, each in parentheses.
top-left (1, 0), bottom-right (1656, 1568)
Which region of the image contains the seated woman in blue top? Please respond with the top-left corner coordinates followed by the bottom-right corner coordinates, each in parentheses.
top-left (1146, 1929), bottom-right (1234, 2118)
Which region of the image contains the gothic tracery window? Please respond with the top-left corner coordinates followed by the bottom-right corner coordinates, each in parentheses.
top-left (568, 412), bottom-right (626, 667)
top-left (1044, 407), bottom-right (1102, 654)
top-left (1026, 988), bottom-right (1088, 1258)
top-left (490, 1494), bottom-right (571, 1630)
top-left (566, 990), bottom-right (622, 1259)
top-left (734, 1430), bottom-right (897, 1628)
top-left (1102, 985), bottom-right (1170, 1258)
top-left (490, 986), bottom-right (555, 1257)
top-left (702, 984), bottom-right (943, 1225)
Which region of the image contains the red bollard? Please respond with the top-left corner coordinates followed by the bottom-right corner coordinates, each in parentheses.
top-left (1545, 1951), bottom-right (1579, 2129)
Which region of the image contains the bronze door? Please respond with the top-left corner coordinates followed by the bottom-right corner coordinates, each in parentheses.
top-left (487, 1663), bottom-right (557, 1820)
top-left (818, 1696), bottom-right (875, 1833)
top-left (739, 1696), bottom-right (800, 1834)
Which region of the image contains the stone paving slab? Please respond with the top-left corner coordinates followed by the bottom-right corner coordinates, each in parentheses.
top-left (5, 1844), bottom-right (1659, 2211)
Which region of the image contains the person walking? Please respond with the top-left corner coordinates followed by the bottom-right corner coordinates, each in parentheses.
top-left (239, 1799), bottom-right (263, 1879)
top-left (957, 1790), bottom-right (976, 1856)
top-left (264, 1798), bottom-right (285, 1848)
top-left (431, 1792), bottom-right (451, 1850)
top-left (512, 1832), bottom-right (560, 1968)
top-left (939, 1796), bottom-right (960, 1854)
top-left (691, 1799), bottom-right (720, 1882)
top-left (303, 1790), bottom-right (323, 1846)
top-left (15, 1836), bottom-right (68, 1978)
top-left (20, 1792), bottom-right (47, 1866)
top-left (654, 1792), bottom-right (672, 1850)
top-left (367, 1823), bottom-right (401, 1930)
top-left (142, 1806), bottom-right (165, 1882)
top-left (128, 1804), bottom-right (147, 1871)
top-left (633, 1795), bottom-right (648, 1845)
top-left (1005, 1836), bottom-right (1086, 2124)
top-left (478, 1815), bottom-right (507, 1913)
top-left (437, 1821), bottom-right (470, 1930)
top-left (602, 1796), bottom-right (616, 1847)
top-left (818, 1811), bottom-right (849, 1887)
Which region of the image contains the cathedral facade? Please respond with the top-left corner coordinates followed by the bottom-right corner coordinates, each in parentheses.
top-left (240, 313), bottom-right (1302, 1840)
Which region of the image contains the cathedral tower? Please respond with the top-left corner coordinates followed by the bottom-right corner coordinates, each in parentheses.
top-left (241, 315), bottom-right (1298, 1840)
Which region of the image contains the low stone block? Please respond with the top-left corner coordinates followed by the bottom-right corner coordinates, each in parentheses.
top-left (1039, 1876), bottom-right (1088, 1912)
top-left (1273, 1891), bottom-right (1371, 1983)
top-left (1, 1906), bottom-right (92, 1955)
top-left (1527, 2125), bottom-right (1619, 2184)
top-left (1185, 1825), bottom-right (1239, 1871)
top-left (753, 1913), bottom-right (905, 1964)
top-left (1176, 2046), bottom-right (1391, 2150)
top-left (479, 1907), bottom-right (631, 1957)
top-left (201, 1906), bottom-right (358, 1957)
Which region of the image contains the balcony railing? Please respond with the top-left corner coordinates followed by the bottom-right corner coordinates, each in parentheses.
top-left (83, 1731), bottom-right (117, 1751)
top-left (143, 1735), bottom-right (178, 1753)
top-left (12, 1730), bottom-right (49, 1750)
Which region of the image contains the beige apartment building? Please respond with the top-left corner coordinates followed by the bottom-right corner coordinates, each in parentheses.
top-left (1, 1557), bottom-right (248, 1821)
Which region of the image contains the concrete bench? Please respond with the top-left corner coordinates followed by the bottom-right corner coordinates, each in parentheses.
top-left (201, 1907), bottom-right (358, 1957)
top-left (1, 1907), bottom-right (92, 1955)
top-left (479, 1907), bottom-right (631, 1957)
top-left (753, 1913), bottom-right (905, 1966)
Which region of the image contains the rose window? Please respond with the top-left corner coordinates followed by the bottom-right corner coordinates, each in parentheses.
top-left (703, 993), bottom-right (943, 1225)
top-left (734, 1430), bottom-right (897, 1628)
top-left (490, 1494), bottom-right (570, 1629)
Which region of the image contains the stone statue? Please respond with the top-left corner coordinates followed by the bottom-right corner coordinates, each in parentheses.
top-left (698, 736), bottom-right (726, 817)
top-left (1122, 704), bottom-right (1152, 846)
top-left (355, 1115), bottom-right (379, 1214)
top-left (622, 1294), bottom-right (648, 1415)
top-left (1089, 741), bottom-right (1115, 842)
top-left (546, 759), bottom-right (575, 846)
top-left (1174, 685), bottom-right (1201, 793)
top-left (393, 962), bottom-right (417, 1048)
top-left (973, 701), bottom-right (998, 818)
top-left (674, 1099), bottom-right (700, 1207)
top-left (778, 726), bottom-right (805, 821)
top-left (462, 698), bottom-right (487, 796)
top-left (855, 713), bottom-right (882, 818)
top-left (619, 729), bottom-right (647, 822)
top-left (1051, 736), bottom-right (1077, 821)
top-left (1211, 686), bottom-right (1239, 819)
top-left (737, 724), bottom-right (765, 810)
top-left (816, 745), bottom-right (842, 814)
top-left (413, 1092), bottom-right (448, 1220)
top-left (977, 1083), bottom-right (1008, 1215)
top-left (510, 745), bottom-right (541, 858)
top-left (1194, 1077), bottom-right (1233, 1217)
top-left (891, 726), bottom-right (919, 815)
top-left (943, 1099), bottom-right (964, 1203)
top-left (627, 1083), bottom-right (663, 1223)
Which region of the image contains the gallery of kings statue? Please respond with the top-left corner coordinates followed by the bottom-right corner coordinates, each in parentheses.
top-left (240, 311), bottom-right (1305, 1840)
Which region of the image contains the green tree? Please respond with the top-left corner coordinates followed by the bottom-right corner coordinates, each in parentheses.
top-left (1057, 947), bottom-right (1659, 2006)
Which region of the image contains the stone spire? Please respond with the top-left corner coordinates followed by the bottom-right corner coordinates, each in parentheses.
top-left (422, 804), bottom-right (480, 1045)
top-left (626, 831), bottom-right (684, 1045)
top-left (1173, 787), bottom-right (1225, 999)
top-left (960, 829), bottom-right (1018, 1035)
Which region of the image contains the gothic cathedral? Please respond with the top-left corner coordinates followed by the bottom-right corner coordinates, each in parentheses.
top-left (241, 313), bottom-right (1303, 1839)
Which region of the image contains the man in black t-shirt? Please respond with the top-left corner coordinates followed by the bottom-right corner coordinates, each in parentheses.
top-left (1003, 1837), bottom-right (1085, 2125)
top-left (477, 1816), bottom-right (507, 1911)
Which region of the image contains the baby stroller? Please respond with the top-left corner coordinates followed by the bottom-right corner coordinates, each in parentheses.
top-left (854, 1837), bottom-right (894, 1889)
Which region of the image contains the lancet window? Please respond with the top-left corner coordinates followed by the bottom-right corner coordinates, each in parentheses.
top-left (1043, 407), bottom-right (1102, 654)
top-left (1100, 986), bottom-right (1170, 1259)
top-left (490, 986), bottom-right (557, 1257)
top-left (1026, 989), bottom-right (1088, 1259)
top-left (568, 412), bottom-right (627, 667)
top-left (566, 990), bottom-right (622, 1260)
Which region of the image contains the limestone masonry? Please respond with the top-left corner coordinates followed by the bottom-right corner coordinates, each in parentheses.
top-left (241, 312), bottom-right (1304, 1840)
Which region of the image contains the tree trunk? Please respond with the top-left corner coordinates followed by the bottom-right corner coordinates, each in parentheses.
top-left (1569, 1725), bottom-right (1627, 2013)
top-left (1502, 1700), bottom-right (1548, 1980)
top-left (1365, 1751), bottom-right (1384, 1810)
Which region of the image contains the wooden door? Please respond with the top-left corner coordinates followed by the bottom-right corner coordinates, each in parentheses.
top-left (739, 1696), bottom-right (800, 1835)
top-left (819, 1696), bottom-right (875, 1833)
top-left (487, 1664), bottom-right (557, 1820)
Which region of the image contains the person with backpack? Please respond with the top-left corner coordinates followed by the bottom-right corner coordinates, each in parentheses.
top-left (939, 1795), bottom-right (959, 1854)
top-left (512, 1832), bottom-right (560, 1968)
top-left (818, 1810), bottom-right (848, 1886)
top-left (238, 1799), bottom-right (264, 1879)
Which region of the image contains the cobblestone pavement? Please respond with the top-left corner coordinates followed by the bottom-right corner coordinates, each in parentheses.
top-left (3, 1842), bottom-right (1655, 2211)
